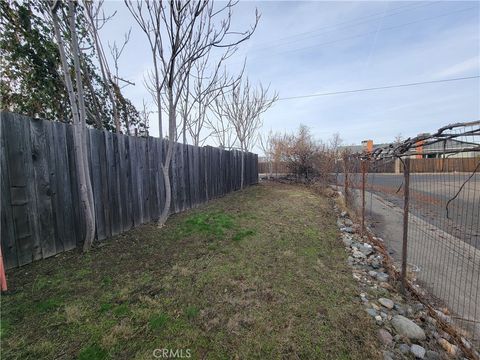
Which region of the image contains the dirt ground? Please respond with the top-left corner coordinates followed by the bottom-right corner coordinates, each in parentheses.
top-left (1, 182), bottom-right (380, 360)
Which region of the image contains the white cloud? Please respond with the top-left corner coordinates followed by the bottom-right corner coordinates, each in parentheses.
top-left (435, 57), bottom-right (479, 78)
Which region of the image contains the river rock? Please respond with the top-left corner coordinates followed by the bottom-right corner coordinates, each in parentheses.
top-left (411, 344), bottom-right (426, 359)
top-left (358, 243), bottom-right (373, 255)
top-left (342, 236), bottom-right (353, 247)
top-left (437, 338), bottom-right (458, 356)
top-left (378, 328), bottom-right (393, 345)
top-left (398, 343), bottom-right (410, 354)
top-left (391, 315), bottom-right (426, 340)
top-left (378, 298), bottom-right (394, 310)
top-left (352, 249), bottom-right (366, 258)
top-left (425, 350), bottom-right (440, 360)
top-left (376, 272), bottom-right (389, 282)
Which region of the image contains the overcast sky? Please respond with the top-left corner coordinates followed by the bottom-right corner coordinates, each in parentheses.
top-left (101, 1), bottom-right (480, 151)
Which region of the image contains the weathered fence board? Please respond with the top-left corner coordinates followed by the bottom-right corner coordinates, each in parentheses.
top-left (0, 112), bottom-right (258, 269)
top-left (30, 118), bottom-right (56, 258)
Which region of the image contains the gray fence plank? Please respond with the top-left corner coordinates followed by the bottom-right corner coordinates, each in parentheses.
top-left (0, 114), bottom-right (18, 268)
top-left (106, 132), bottom-right (121, 235)
top-left (3, 113), bottom-right (35, 265)
top-left (117, 134), bottom-right (129, 232)
top-left (129, 136), bottom-right (141, 226)
top-left (112, 133), bottom-right (124, 234)
top-left (123, 135), bottom-right (133, 230)
top-left (30, 118), bottom-right (56, 258)
top-left (89, 129), bottom-right (106, 241)
top-left (61, 123), bottom-right (78, 250)
top-left (141, 137), bottom-right (150, 223)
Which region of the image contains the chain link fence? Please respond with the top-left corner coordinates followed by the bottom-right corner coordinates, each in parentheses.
top-left (337, 121), bottom-right (480, 347)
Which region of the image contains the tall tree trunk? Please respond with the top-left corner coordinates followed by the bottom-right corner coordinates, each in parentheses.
top-left (153, 55), bottom-right (162, 139)
top-left (158, 86), bottom-right (175, 226)
top-left (69, 1), bottom-right (96, 250)
top-left (240, 143), bottom-right (245, 189)
top-left (51, 1), bottom-right (95, 251)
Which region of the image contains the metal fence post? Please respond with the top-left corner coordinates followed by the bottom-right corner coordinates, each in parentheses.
top-left (361, 160), bottom-right (366, 235)
top-left (401, 157), bottom-right (410, 294)
top-left (343, 157), bottom-right (349, 205)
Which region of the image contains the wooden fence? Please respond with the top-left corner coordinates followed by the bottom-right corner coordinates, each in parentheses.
top-left (0, 112), bottom-right (258, 269)
top-left (406, 157), bottom-right (480, 173)
top-left (258, 161), bottom-right (290, 175)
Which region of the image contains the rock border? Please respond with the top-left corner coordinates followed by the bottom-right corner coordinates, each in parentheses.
top-left (333, 197), bottom-right (479, 360)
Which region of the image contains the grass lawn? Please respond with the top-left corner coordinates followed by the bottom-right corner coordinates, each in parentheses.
top-left (1, 182), bottom-right (380, 359)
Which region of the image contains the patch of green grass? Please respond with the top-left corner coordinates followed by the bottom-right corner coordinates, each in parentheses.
top-left (78, 344), bottom-right (108, 360)
top-left (101, 276), bottom-right (112, 287)
top-left (75, 268), bottom-right (92, 278)
top-left (304, 227), bottom-right (319, 238)
top-left (0, 319), bottom-right (10, 339)
top-left (183, 212), bottom-right (234, 237)
top-left (35, 298), bottom-right (62, 313)
top-left (99, 303), bottom-right (113, 313)
top-left (32, 276), bottom-right (50, 291)
top-left (185, 306), bottom-right (199, 320)
top-left (232, 229), bottom-right (256, 242)
top-left (112, 304), bottom-right (129, 317)
top-left (149, 313), bottom-right (169, 330)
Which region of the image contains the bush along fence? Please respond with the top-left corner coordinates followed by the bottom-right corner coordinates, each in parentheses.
top-left (337, 121), bottom-right (480, 349)
top-left (0, 111), bottom-right (258, 269)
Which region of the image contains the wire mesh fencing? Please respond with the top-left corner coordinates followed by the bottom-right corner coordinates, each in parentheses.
top-left (337, 121), bottom-right (480, 346)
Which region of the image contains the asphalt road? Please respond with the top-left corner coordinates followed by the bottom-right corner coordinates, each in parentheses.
top-left (337, 173), bottom-right (480, 249)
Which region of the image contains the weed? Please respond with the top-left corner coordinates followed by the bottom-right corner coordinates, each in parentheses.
top-left (101, 276), bottom-right (113, 287)
top-left (36, 298), bottom-right (62, 313)
top-left (75, 268), bottom-right (92, 278)
top-left (99, 303), bottom-right (113, 313)
top-left (32, 276), bottom-right (50, 291)
top-left (65, 304), bottom-right (84, 323)
top-left (149, 313), bottom-right (168, 330)
top-left (232, 229), bottom-right (256, 241)
top-left (78, 344), bottom-right (108, 360)
top-left (113, 304), bottom-right (130, 317)
top-left (185, 306), bottom-right (199, 320)
top-left (0, 319), bottom-right (10, 339)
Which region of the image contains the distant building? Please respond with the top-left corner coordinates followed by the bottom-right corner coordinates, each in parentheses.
top-left (407, 138), bottom-right (478, 159)
top-left (339, 139), bottom-right (388, 154)
top-left (340, 137), bottom-right (478, 159)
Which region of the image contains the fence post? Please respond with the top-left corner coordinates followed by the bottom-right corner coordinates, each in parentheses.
top-left (401, 157), bottom-right (410, 294)
top-left (361, 160), bottom-right (366, 235)
top-left (343, 157), bottom-right (349, 205)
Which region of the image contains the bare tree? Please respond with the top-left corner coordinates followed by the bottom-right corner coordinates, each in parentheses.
top-left (328, 132), bottom-right (343, 185)
top-left (126, 0), bottom-right (260, 226)
top-left (50, 0), bottom-right (95, 250)
top-left (218, 78), bottom-right (277, 188)
top-left (185, 48), bottom-right (239, 146)
top-left (108, 28), bottom-right (135, 134)
top-left (208, 96), bottom-right (237, 149)
top-left (394, 133), bottom-right (404, 144)
top-left (258, 130), bottom-right (277, 178)
top-left (138, 99), bottom-right (152, 137)
top-left (83, 0), bottom-right (122, 132)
